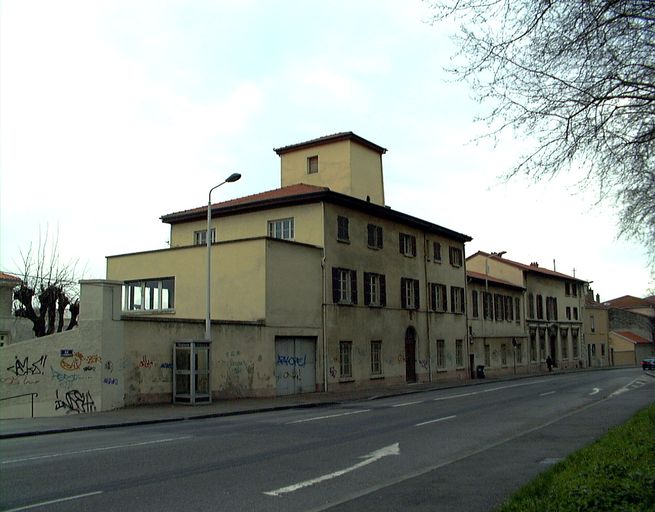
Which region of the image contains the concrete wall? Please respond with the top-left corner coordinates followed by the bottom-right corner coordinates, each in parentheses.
top-left (0, 281), bottom-right (124, 419)
top-left (608, 308), bottom-right (655, 341)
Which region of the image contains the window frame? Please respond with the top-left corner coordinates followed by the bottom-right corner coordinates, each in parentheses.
top-left (339, 341), bottom-right (353, 379)
top-left (364, 272), bottom-right (386, 307)
top-left (401, 277), bottom-right (420, 310)
top-left (449, 246), bottom-right (463, 267)
top-left (268, 217), bottom-right (295, 240)
top-left (337, 215), bottom-right (350, 242)
top-left (333, 267), bottom-right (357, 305)
top-left (450, 286), bottom-right (465, 314)
top-left (193, 228), bottom-right (216, 246)
top-left (307, 155), bottom-right (319, 174)
top-left (430, 283), bottom-right (448, 312)
top-left (123, 277), bottom-right (175, 312)
top-left (399, 233), bottom-right (417, 257)
top-left (370, 340), bottom-right (382, 376)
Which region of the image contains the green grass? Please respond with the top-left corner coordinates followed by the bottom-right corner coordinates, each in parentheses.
top-left (496, 404), bottom-right (655, 512)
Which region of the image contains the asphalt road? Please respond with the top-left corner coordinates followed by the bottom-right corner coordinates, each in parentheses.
top-left (1, 369), bottom-right (653, 512)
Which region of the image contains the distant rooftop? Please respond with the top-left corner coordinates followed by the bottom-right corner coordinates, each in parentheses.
top-left (603, 295), bottom-right (655, 310)
top-left (468, 251), bottom-right (586, 283)
top-left (612, 330), bottom-right (652, 345)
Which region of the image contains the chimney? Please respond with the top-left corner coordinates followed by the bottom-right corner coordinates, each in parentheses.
top-left (596, 293), bottom-right (600, 303)
top-left (530, 262), bottom-right (539, 267)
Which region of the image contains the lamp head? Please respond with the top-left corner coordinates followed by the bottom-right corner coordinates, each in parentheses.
top-left (226, 172), bottom-right (241, 183)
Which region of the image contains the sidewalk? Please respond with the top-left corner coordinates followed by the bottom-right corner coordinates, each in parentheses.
top-left (0, 378), bottom-right (496, 439)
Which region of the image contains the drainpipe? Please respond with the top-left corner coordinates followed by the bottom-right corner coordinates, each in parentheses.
top-left (322, 250), bottom-right (328, 393)
top-left (424, 233), bottom-right (432, 383)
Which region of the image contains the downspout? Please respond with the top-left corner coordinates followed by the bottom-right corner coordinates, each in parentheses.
top-left (321, 202), bottom-right (328, 393)
top-left (463, 244), bottom-right (470, 379)
top-left (424, 233), bottom-right (432, 383)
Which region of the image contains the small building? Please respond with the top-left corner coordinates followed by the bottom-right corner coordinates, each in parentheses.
top-left (584, 292), bottom-right (610, 367)
top-left (609, 330), bottom-right (655, 366)
top-left (0, 272), bottom-right (32, 347)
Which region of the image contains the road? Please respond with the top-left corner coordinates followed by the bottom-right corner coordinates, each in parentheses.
top-left (1, 369), bottom-right (653, 512)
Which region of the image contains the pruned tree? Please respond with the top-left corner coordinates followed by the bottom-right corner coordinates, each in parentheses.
top-left (428, 0), bottom-right (655, 264)
top-left (12, 230), bottom-right (83, 337)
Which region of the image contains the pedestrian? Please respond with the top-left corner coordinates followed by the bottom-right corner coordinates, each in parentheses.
top-left (546, 355), bottom-right (553, 372)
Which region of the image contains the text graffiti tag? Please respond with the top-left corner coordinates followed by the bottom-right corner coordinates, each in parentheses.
top-left (6, 354), bottom-right (47, 376)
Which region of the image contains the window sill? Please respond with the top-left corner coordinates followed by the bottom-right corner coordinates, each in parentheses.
top-left (122, 309), bottom-right (176, 315)
top-left (339, 378), bottom-right (355, 383)
top-left (436, 368), bottom-right (448, 373)
top-left (367, 245), bottom-right (383, 251)
top-left (337, 239), bottom-right (350, 244)
top-left (370, 375), bottom-right (385, 380)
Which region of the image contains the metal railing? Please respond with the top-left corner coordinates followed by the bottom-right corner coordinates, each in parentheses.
top-left (0, 392), bottom-right (39, 418)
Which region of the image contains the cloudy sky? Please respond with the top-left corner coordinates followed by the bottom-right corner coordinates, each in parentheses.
top-left (0, 0), bottom-right (650, 301)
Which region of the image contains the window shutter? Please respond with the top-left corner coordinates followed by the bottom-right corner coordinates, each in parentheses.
top-left (368, 225), bottom-right (374, 247)
top-left (414, 279), bottom-right (420, 309)
top-left (377, 226), bottom-right (383, 248)
top-left (460, 288), bottom-right (465, 314)
top-left (364, 272), bottom-right (371, 306)
top-left (411, 236), bottom-right (417, 256)
top-left (400, 278), bottom-right (407, 309)
top-left (332, 268), bottom-right (340, 303)
top-left (380, 275), bottom-right (386, 307)
top-left (350, 270), bottom-right (357, 305)
top-left (399, 233), bottom-right (404, 253)
top-left (450, 287), bottom-right (455, 313)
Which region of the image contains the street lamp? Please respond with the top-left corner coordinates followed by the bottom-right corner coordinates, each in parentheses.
top-left (206, 172), bottom-right (241, 341)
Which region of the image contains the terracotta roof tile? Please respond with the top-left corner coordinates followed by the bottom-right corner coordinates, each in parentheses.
top-left (603, 295), bottom-right (655, 310)
top-left (613, 330), bottom-right (653, 345)
top-left (273, 131), bottom-right (387, 155)
top-left (0, 272), bottom-right (21, 283)
top-left (468, 251), bottom-right (586, 282)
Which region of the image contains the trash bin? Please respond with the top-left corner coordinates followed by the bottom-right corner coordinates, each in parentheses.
top-left (476, 365), bottom-right (485, 379)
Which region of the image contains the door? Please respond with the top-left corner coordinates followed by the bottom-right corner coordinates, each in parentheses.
top-left (275, 337), bottom-right (316, 396)
top-left (405, 327), bottom-right (417, 383)
top-left (549, 335), bottom-right (557, 366)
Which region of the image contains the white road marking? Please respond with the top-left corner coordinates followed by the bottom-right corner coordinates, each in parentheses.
top-left (433, 392), bottom-right (476, 401)
top-left (1, 436), bottom-right (192, 465)
top-left (483, 379), bottom-right (548, 393)
top-left (539, 391), bottom-right (556, 397)
top-left (287, 409), bottom-right (370, 424)
top-left (3, 491), bottom-right (103, 511)
top-left (392, 400), bottom-right (423, 408)
top-left (264, 443), bottom-right (400, 497)
top-left (415, 415), bottom-right (456, 427)
top-left (589, 387), bottom-right (600, 395)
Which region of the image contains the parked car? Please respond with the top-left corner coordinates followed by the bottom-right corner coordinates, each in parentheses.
top-left (641, 357), bottom-right (655, 370)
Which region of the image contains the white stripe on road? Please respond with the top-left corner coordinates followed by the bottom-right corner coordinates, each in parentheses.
top-left (392, 400), bottom-right (424, 408)
top-left (415, 415), bottom-right (456, 427)
top-left (1, 436), bottom-right (192, 465)
top-left (589, 388), bottom-right (600, 395)
top-left (264, 443), bottom-right (400, 497)
top-left (433, 392), bottom-right (476, 401)
top-left (287, 409), bottom-right (370, 424)
top-left (539, 391), bottom-right (556, 397)
top-left (3, 491), bottom-right (103, 512)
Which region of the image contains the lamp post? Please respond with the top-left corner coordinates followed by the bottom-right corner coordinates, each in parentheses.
top-left (206, 172), bottom-right (241, 341)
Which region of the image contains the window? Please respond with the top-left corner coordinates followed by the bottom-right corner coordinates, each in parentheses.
top-left (530, 331), bottom-right (537, 362)
top-left (307, 155), bottom-right (319, 174)
top-left (565, 281), bottom-right (578, 296)
top-left (123, 278), bottom-right (175, 312)
top-left (483, 292), bottom-right (493, 320)
top-left (471, 290), bottom-right (479, 318)
top-left (515, 297), bottom-right (521, 322)
top-left (562, 337), bottom-right (568, 360)
top-left (539, 334), bottom-right (546, 361)
top-left (572, 331), bottom-right (579, 358)
top-left (546, 297), bottom-right (558, 321)
top-left (433, 242), bottom-right (442, 262)
top-left (516, 343), bottom-right (523, 363)
top-left (449, 246), bottom-right (463, 267)
top-left (401, 278), bottom-right (420, 310)
top-left (601, 343), bottom-right (605, 356)
top-left (436, 339), bottom-right (446, 369)
top-left (536, 295), bottom-right (544, 319)
top-left (364, 272), bottom-right (386, 307)
top-left (501, 344), bottom-right (507, 366)
top-left (484, 344), bottom-right (491, 367)
top-left (367, 224), bottom-right (383, 249)
top-left (332, 268), bottom-right (357, 305)
top-left (194, 228), bottom-right (215, 246)
top-left (504, 296), bottom-right (513, 321)
top-left (370, 340), bottom-right (382, 376)
top-left (528, 293), bottom-right (535, 319)
top-left (566, 306), bottom-right (571, 320)
top-left (399, 233), bottom-right (416, 257)
top-left (268, 218), bottom-right (294, 240)
top-left (590, 314), bottom-right (596, 333)
top-left (450, 286), bottom-right (465, 314)
top-left (339, 341), bottom-right (352, 378)
top-left (565, 282), bottom-right (571, 296)
top-left (456, 339), bottom-right (464, 368)
top-left (573, 307), bottom-right (579, 320)
top-left (337, 216), bottom-right (349, 242)
top-left (430, 283), bottom-right (448, 312)
top-left (494, 294), bottom-right (504, 321)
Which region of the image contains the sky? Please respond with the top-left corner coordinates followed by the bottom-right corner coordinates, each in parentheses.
top-left (0, 0), bottom-right (651, 302)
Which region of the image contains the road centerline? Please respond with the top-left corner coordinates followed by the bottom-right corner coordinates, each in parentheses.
top-left (3, 491), bottom-right (103, 512)
top-left (287, 409), bottom-right (371, 424)
top-left (415, 415), bottom-right (456, 427)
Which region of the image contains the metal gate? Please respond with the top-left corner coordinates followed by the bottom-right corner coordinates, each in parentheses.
top-left (275, 337), bottom-right (316, 396)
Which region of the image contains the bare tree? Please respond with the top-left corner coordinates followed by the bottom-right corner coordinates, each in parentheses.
top-left (12, 229), bottom-right (83, 337)
top-left (428, 0), bottom-right (655, 264)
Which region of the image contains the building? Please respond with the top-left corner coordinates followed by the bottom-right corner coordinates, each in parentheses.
top-left (0, 272), bottom-right (32, 347)
top-left (467, 252), bottom-right (586, 370)
top-left (603, 295), bottom-right (655, 318)
top-left (466, 271), bottom-right (527, 377)
top-left (602, 294), bottom-right (655, 366)
top-left (106, 132), bottom-right (473, 400)
top-left (609, 330), bottom-right (654, 366)
top-left (584, 291), bottom-right (610, 367)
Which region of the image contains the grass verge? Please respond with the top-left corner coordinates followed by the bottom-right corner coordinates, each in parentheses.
top-left (496, 404), bottom-right (655, 512)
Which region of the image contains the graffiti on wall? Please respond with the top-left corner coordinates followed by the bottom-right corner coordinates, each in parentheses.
top-left (138, 356), bottom-right (154, 369)
top-left (6, 354), bottom-right (48, 377)
top-left (54, 389), bottom-right (96, 414)
top-left (276, 354), bottom-right (307, 368)
top-left (60, 352), bottom-right (102, 372)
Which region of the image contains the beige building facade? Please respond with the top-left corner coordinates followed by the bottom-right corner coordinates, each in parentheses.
top-left (105, 132), bottom-right (472, 401)
top-left (467, 252), bottom-right (586, 371)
